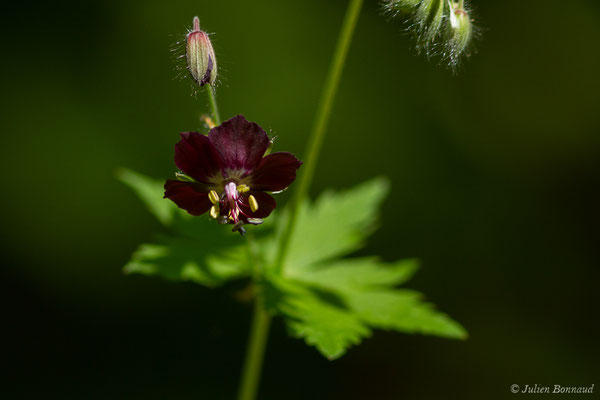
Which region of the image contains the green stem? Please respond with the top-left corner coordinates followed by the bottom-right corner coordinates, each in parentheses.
top-left (274, 0), bottom-right (364, 274)
top-left (206, 84), bottom-right (221, 125)
top-left (236, 297), bottom-right (272, 400)
top-left (235, 2), bottom-right (363, 398)
top-left (237, 223), bottom-right (271, 400)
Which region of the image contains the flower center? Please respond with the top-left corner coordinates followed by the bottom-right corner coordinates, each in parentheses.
top-left (208, 181), bottom-right (259, 225)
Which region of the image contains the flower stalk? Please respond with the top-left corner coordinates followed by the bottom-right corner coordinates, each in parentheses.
top-left (207, 85), bottom-right (221, 125)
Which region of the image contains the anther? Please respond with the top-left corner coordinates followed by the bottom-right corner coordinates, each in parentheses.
top-left (208, 190), bottom-right (219, 204)
top-left (209, 205), bottom-right (219, 219)
top-left (248, 195), bottom-right (259, 212)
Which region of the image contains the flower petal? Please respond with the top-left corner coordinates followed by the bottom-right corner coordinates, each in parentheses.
top-left (240, 191), bottom-right (276, 219)
top-left (251, 152), bottom-right (303, 192)
top-left (208, 115), bottom-right (270, 174)
top-left (164, 180), bottom-right (212, 216)
top-left (175, 132), bottom-right (223, 183)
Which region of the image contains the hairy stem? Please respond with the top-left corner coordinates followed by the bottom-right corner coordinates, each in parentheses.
top-left (274, 0), bottom-right (364, 274)
top-left (206, 84), bottom-right (221, 125)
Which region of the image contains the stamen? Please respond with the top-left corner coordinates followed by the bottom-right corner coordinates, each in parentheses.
top-left (228, 206), bottom-right (240, 223)
top-left (237, 184), bottom-right (250, 193)
top-left (209, 205), bottom-right (219, 219)
top-left (248, 195), bottom-right (259, 212)
top-left (208, 190), bottom-right (219, 204)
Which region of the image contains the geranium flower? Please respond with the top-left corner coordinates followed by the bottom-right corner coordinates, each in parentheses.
top-left (164, 115), bottom-right (302, 233)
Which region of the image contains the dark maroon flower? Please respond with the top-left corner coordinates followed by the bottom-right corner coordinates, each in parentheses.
top-left (164, 115), bottom-right (302, 233)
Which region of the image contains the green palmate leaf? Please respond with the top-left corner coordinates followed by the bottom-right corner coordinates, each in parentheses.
top-left (289, 258), bottom-right (419, 291)
top-left (285, 297), bottom-right (370, 360)
top-left (263, 274), bottom-right (370, 360)
top-left (124, 236), bottom-right (250, 287)
top-left (344, 290), bottom-right (466, 338)
top-left (262, 178), bottom-right (467, 359)
top-left (119, 168), bottom-right (467, 357)
top-left (117, 168), bottom-right (177, 226)
top-left (267, 258), bottom-right (466, 359)
top-left (119, 168), bottom-right (250, 286)
top-left (274, 178), bottom-right (390, 276)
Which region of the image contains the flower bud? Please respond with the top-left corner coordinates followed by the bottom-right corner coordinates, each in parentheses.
top-left (186, 17), bottom-right (217, 86)
top-left (447, 2), bottom-right (472, 64)
top-left (384, 0), bottom-right (421, 14)
top-left (383, 0), bottom-right (478, 68)
top-left (416, 0), bottom-right (446, 50)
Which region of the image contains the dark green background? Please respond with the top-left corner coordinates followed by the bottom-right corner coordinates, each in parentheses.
top-left (2, 0), bottom-right (599, 398)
